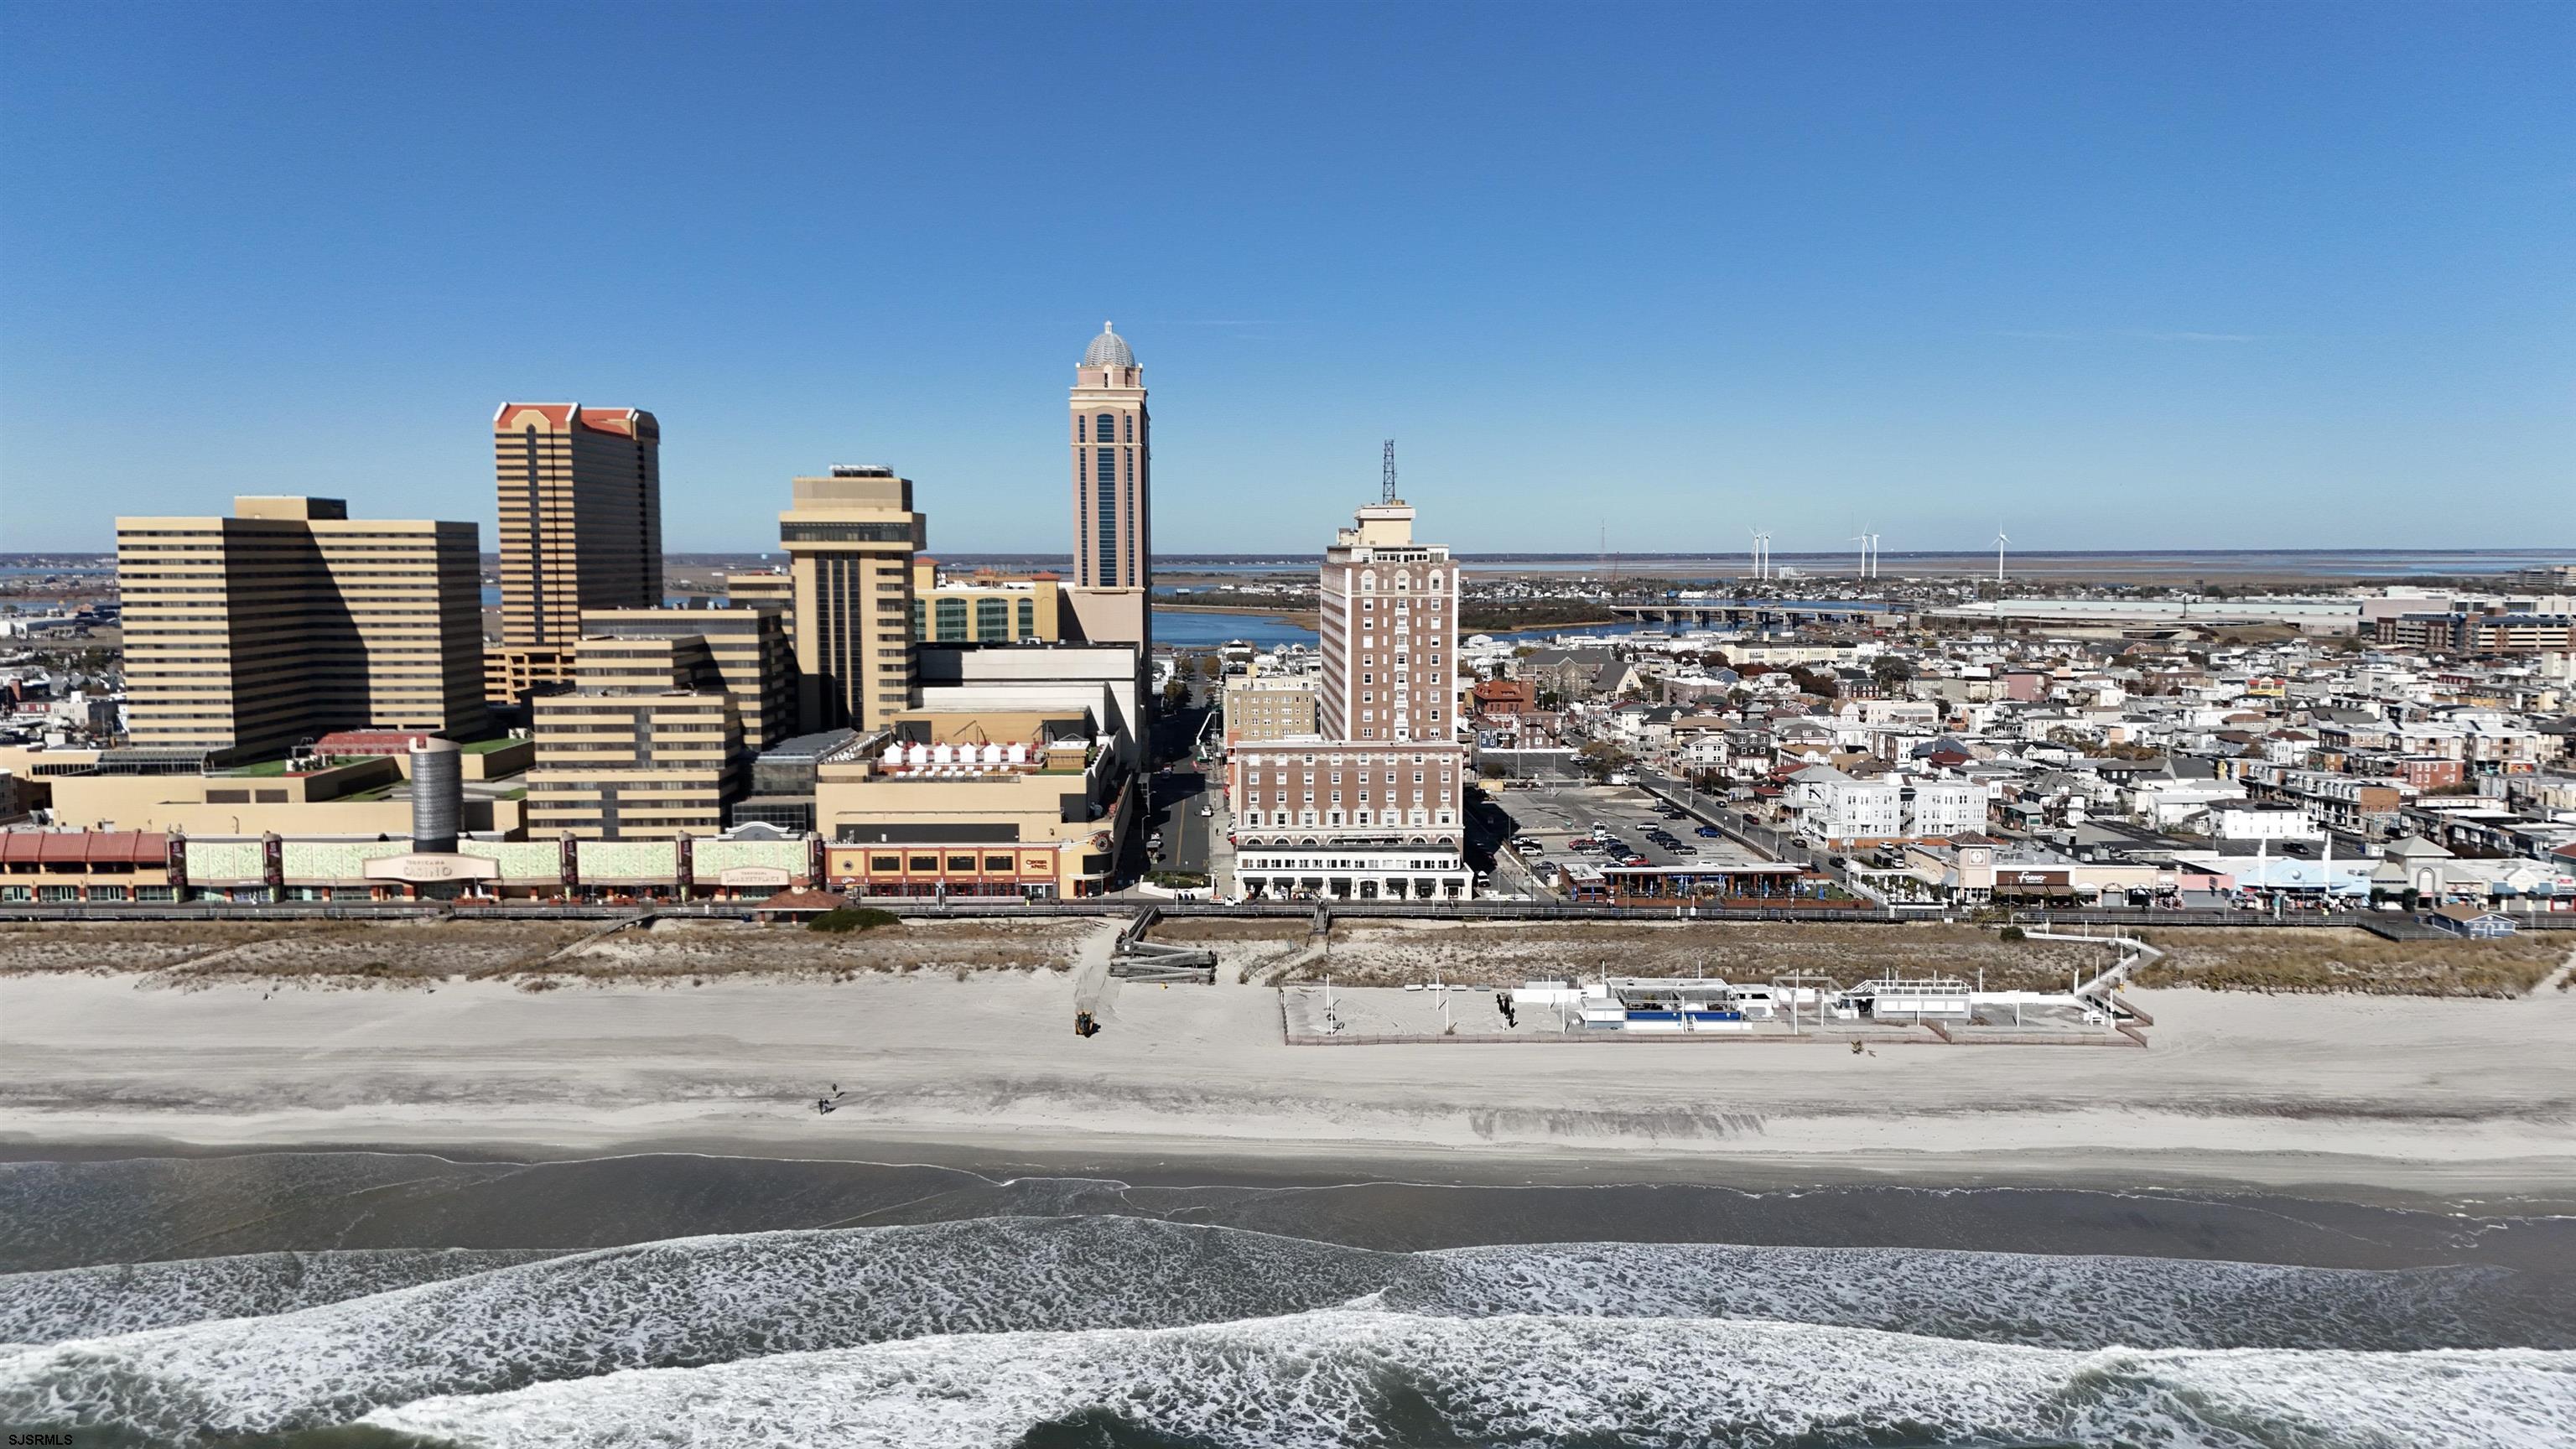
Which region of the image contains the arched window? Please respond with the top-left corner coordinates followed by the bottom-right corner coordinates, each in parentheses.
top-left (1096, 412), bottom-right (1117, 442)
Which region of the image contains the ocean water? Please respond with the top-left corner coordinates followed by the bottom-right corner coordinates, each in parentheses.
top-left (3, 1209), bottom-right (2570, 1446)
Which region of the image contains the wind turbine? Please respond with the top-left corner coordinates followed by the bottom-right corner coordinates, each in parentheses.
top-left (1993, 532), bottom-right (2010, 586)
top-left (1868, 532), bottom-right (1882, 579)
top-left (1850, 532), bottom-right (1871, 580)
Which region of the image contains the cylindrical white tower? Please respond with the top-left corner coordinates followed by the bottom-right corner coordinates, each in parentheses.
top-left (410, 737), bottom-right (462, 854)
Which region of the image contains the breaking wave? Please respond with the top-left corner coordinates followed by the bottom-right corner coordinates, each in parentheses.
top-left (3, 1216), bottom-right (2569, 1446)
top-left (0, 1246), bottom-right (563, 1343)
top-left (371, 1313), bottom-right (2576, 1449)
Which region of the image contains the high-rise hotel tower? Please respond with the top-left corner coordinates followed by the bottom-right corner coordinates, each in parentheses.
top-left (117, 496), bottom-right (487, 762)
top-left (1070, 323), bottom-right (1148, 592)
top-left (492, 403), bottom-right (663, 650)
top-left (1317, 499), bottom-right (1459, 744)
top-left (781, 465), bottom-right (924, 734)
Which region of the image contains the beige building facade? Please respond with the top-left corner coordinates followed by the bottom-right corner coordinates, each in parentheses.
top-left (44, 752), bottom-right (525, 839)
top-left (782, 466), bottom-right (923, 735)
top-left (493, 402), bottom-right (662, 652)
top-left (726, 571), bottom-right (795, 641)
top-left (911, 558), bottom-right (1061, 643)
top-left (117, 496), bottom-right (486, 762)
top-left (527, 631), bottom-right (745, 839)
top-left (815, 709), bottom-right (1134, 900)
top-left (577, 608), bottom-right (792, 751)
top-left (1223, 673), bottom-right (1320, 745)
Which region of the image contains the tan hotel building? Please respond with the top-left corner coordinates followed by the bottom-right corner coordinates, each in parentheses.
top-left (117, 496), bottom-right (486, 762)
top-left (726, 570), bottom-right (796, 641)
top-left (527, 636), bottom-right (739, 840)
top-left (489, 402), bottom-right (662, 699)
top-left (525, 608), bottom-right (787, 839)
top-left (782, 466), bottom-right (923, 734)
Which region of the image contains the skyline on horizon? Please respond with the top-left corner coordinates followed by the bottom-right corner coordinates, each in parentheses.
top-left (4, 3), bottom-right (2569, 557)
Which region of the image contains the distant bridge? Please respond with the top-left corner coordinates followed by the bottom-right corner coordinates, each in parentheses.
top-left (1607, 599), bottom-right (1903, 630)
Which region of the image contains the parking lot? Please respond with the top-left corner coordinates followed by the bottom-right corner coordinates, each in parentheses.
top-left (1491, 782), bottom-right (1773, 891)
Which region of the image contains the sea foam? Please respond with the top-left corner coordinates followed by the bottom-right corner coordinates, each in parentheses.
top-left (3, 1217), bottom-right (2567, 1444)
top-left (366, 1311), bottom-right (2576, 1449)
top-left (0, 1247), bottom-right (562, 1343)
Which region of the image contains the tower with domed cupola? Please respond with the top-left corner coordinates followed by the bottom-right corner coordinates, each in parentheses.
top-left (1070, 322), bottom-right (1149, 592)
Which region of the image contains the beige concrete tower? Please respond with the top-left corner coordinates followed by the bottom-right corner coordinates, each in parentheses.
top-left (492, 403), bottom-right (662, 649)
top-left (781, 465), bottom-right (924, 734)
top-left (1317, 500), bottom-right (1460, 744)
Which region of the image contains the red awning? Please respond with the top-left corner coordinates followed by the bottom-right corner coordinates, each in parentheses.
top-left (1, 831), bottom-right (169, 865)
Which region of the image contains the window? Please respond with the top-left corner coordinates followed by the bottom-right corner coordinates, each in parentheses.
top-left (935, 598), bottom-right (968, 637)
top-left (1093, 448), bottom-right (1119, 576)
top-left (1016, 598), bottom-right (1034, 635)
top-left (975, 598), bottom-right (1009, 641)
top-left (871, 854), bottom-right (900, 871)
top-left (782, 522), bottom-right (914, 543)
top-left (908, 855), bottom-right (937, 871)
top-left (985, 855), bottom-right (1013, 872)
top-left (948, 854), bottom-right (975, 871)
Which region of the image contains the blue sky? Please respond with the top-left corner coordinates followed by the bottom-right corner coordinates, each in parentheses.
top-left (3, 2), bottom-right (2568, 556)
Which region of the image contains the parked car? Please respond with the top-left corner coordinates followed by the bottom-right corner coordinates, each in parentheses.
top-left (1695, 826), bottom-right (1722, 838)
top-left (1671, 844), bottom-right (1700, 856)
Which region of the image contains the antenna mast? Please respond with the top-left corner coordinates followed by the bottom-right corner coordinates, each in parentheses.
top-left (1381, 439), bottom-right (1398, 504)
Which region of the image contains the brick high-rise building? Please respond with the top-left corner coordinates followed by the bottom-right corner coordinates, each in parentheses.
top-left (1225, 491), bottom-right (1471, 899)
top-left (1317, 499), bottom-right (1459, 743)
top-left (491, 402), bottom-right (662, 655)
top-left (117, 496), bottom-right (486, 762)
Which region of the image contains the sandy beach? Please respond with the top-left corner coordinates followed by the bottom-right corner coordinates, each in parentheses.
top-left (4, 963), bottom-right (2573, 1206)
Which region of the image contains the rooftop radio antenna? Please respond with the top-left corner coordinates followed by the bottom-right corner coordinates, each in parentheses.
top-left (1381, 439), bottom-right (1398, 504)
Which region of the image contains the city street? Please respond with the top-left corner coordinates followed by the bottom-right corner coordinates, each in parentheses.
top-left (1136, 666), bottom-right (1221, 886)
